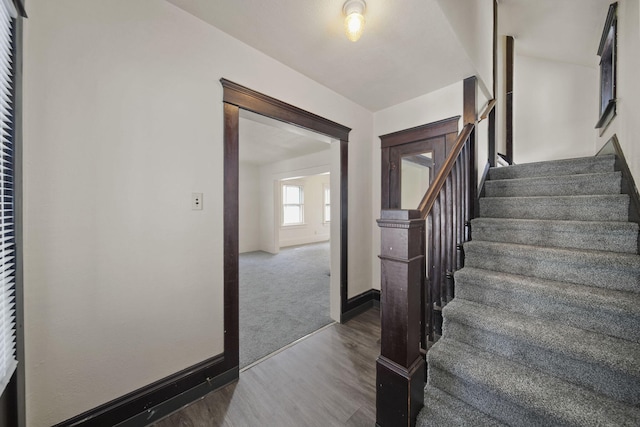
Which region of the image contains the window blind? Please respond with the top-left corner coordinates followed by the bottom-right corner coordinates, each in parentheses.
top-left (0, 0), bottom-right (17, 395)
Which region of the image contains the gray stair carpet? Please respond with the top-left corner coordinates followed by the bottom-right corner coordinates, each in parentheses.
top-left (418, 154), bottom-right (640, 426)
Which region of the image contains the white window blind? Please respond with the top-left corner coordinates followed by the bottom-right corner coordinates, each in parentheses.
top-left (0, 0), bottom-right (17, 395)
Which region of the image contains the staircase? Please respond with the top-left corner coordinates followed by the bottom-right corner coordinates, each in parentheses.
top-left (417, 154), bottom-right (640, 426)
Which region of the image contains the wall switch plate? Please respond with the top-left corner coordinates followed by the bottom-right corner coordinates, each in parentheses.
top-left (192, 193), bottom-right (203, 210)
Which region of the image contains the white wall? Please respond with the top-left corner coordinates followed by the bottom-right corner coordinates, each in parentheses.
top-left (279, 174), bottom-right (331, 248)
top-left (513, 54), bottom-right (599, 163)
top-left (371, 81), bottom-right (463, 290)
top-left (400, 160), bottom-right (431, 209)
top-left (436, 0), bottom-right (494, 99)
top-left (23, 1), bottom-right (372, 425)
top-left (239, 162), bottom-right (261, 253)
top-left (599, 0), bottom-right (640, 183)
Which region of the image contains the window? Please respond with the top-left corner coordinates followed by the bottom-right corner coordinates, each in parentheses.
top-left (323, 185), bottom-right (330, 223)
top-left (282, 184), bottom-right (304, 225)
top-left (595, 2), bottom-right (617, 133)
top-left (0, 0), bottom-right (17, 395)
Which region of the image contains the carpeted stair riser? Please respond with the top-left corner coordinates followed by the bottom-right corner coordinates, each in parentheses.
top-left (442, 299), bottom-right (640, 405)
top-left (464, 241), bottom-right (640, 292)
top-left (480, 194), bottom-right (630, 221)
top-left (417, 386), bottom-right (507, 427)
top-left (484, 172), bottom-right (622, 198)
top-left (471, 218), bottom-right (639, 254)
top-left (488, 155), bottom-right (616, 180)
top-left (427, 339), bottom-right (640, 426)
top-left (455, 267), bottom-right (640, 343)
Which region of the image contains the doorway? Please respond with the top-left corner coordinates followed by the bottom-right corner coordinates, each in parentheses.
top-left (220, 79), bottom-right (351, 372)
top-left (237, 111), bottom-right (334, 368)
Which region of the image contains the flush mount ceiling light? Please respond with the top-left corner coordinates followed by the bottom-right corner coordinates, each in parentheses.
top-left (343, 0), bottom-right (366, 42)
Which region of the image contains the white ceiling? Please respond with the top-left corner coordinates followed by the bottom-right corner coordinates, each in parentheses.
top-left (499, 0), bottom-right (613, 68)
top-left (165, 0), bottom-right (475, 112)
top-left (239, 110), bottom-right (331, 166)
top-left (166, 0), bottom-right (612, 111)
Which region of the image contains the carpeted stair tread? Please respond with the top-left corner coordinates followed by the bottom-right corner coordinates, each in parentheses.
top-left (471, 217), bottom-right (639, 254)
top-left (454, 267), bottom-right (640, 342)
top-left (485, 172), bottom-right (622, 197)
top-left (480, 194), bottom-right (630, 221)
top-left (417, 385), bottom-right (507, 427)
top-left (464, 240), bottom-right (640, 292)
top-left (427, 338), bottom-right (640, 426)
top-left (443, 299), bottom-right (640, 404)
top-left (488, 155), bottom-right (616, 180)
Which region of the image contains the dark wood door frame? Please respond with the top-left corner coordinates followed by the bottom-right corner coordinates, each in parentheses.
top-left (220, 79), bottom-right (353, 370)
top-left (380, 116), bottom-right (460, 209)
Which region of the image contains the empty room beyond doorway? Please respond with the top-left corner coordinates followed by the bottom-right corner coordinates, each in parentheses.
top-left (238, 111), bottom-right (335, 368)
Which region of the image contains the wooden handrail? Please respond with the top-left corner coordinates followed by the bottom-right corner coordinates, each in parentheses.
top-left (479, 99), bottom-right (496, 121)
top-left (418, 122), bottom-right (475, 219)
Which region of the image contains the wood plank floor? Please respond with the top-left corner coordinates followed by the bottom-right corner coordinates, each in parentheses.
top-left (153, 308), bottom-right (380, 427)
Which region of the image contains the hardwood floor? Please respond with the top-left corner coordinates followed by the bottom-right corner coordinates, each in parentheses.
top-left (153, 308), bottom-right (380, 427)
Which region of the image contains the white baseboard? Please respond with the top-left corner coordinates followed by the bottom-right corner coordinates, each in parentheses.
top-left (279, 235), bottom-right (330, 248)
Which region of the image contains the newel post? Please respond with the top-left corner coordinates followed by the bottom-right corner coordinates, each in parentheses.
top-left (376, 209), bottom-right (425, 427)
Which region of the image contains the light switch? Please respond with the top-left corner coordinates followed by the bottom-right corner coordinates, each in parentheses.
top-left (192, 192), bottom-right (203, 210)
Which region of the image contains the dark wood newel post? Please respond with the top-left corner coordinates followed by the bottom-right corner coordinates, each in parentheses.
top-left (376, 209), bottom-right (426, 427)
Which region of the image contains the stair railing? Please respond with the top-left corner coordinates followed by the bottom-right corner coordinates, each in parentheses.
top-left (418, 121), bottom-right (474, 344)
top-left (376, 76), bottom-right (496, 427)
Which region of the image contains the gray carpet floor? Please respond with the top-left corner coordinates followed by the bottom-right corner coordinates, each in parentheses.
top-left (239, 241), bottom-right (332, 368)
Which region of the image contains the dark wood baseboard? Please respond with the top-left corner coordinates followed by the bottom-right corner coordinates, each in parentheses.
top-left (596, 134), bottom-right (640, 224)
top-left (341, 290), bottom-right (380, 323)
top-left (372, 289), bottom-right (380, 308)
top-left (54, 354), bottom-right (237, 427)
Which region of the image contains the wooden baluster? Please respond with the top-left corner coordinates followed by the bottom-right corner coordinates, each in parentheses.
top-left (377, 210), bottom-right (426, 427)
top-left (460, 146), bottom-right (464, 242)
top-left (451, 162), bottom-right (458, 272)
top-left (444, 174), bottom-right (453, 302)
top-left (426, 212), bottom-right (434, 342)
top-left (432, 198), bottom-right (442, 335)
top-left (440, 207), bottom-right (446, 306)
top-left (456, 159), bottom-right (464, 269)
top-left (463, 144), bottom-right (471, 242)
top-left (446, 272), bottom-right (455, 301)
top-left (446, 175), bottom-right (456, 301)
top-left (420, 221), bottom-right (426, 354)
top-left (450, 171), bottom-right (456, 275)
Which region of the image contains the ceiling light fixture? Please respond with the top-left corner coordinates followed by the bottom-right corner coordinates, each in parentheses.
top-left (343, 0), bottom-right (366, 42)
